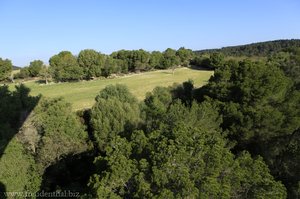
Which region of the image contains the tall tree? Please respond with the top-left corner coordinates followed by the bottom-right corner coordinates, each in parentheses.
top-left (161, 48), bottom-right (180, 69)
top-left (77, 49), bottom-right (105, 79)
top-left (209, 52), bottom-right (225, 69)
top-left (176, 47), bottom-right (194, 66)
top-left (0, 58), bottom-right (13, 81)
top-left (39, 65), bottom-right (51, 84)
top-left (28, 60), bottom-right (43, 77)
top-left (149, 51), bottom-right (163, 69)
top-left (90, 85), bottom-right (140, 151)
top-left (49, 51), bottom-right (83, 81)
top-left (196, 59), bottom-right (300, 197)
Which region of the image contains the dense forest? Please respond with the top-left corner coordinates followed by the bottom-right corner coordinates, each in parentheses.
top-left (195, 39), bottom-right (300, 57)
top-left (0, 40), bottom-right (300, 198)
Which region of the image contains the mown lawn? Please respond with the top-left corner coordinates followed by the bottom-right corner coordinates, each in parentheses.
top-left (11, 67), bottom-right (213, 110)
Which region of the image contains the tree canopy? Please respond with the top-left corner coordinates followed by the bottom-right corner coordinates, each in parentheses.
top-left (77, 49), bottom-right (105, 79)
top-left (49, 51), bottom-right (83, 81)
top-left (87, 85), bottom-right (287, 198)
top-left (0, 58), bottom-right (12, 81)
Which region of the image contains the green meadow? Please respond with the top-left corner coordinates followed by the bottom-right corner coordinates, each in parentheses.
top-left (10, 67), bottom-right (213, 110)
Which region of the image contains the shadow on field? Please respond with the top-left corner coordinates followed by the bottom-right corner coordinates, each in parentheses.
top-left (0, 84), bottom-right (40, 198)
top-left (190, 65), bottom-right (213, 71)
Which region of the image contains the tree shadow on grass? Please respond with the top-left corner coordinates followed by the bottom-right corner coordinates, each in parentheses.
top-left (190, 65), bottom-right (214, 71)
top-left (0, 84), bottom-right (40, 198)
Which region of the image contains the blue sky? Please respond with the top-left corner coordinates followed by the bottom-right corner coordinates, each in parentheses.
top-left (0, 0), bottom-right (299, 66)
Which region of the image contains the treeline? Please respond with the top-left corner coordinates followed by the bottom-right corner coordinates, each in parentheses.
top-left (0, 47), bottom-right (194, 83)
top-left (195, 39), bottom-right (300, 57)
top-left (1, 47), bottom-right (299, 198)
top-left (3, 39), bottom-right (299, 83)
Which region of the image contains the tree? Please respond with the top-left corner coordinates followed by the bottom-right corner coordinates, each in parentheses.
top-left (18, 67), bottom-right (30, 79)
top-left (171, 80), bottom-right (194, 106)
top-left (196, 59), bottom-right (300, 197)
top-left (111, 49), bottom-right (151, 72)
top-left (28, 60), bottom-right (43, 77)
top-left (149, 51), bottom-right (163, 69)
top-left (31, 97), bottom-right (89, 170)
top-left (133, 49), bottom-right (151, 72)
top-left (161, 48), bottom-right (180, 69)
top-left (101, 56), bottom-right (118, 77)
top-left (176, 47), bottom-right (194, 66)
top-left (142, 86), bottom-right (173, 131)
top-left (0, 138), bottom-right (41, 194)
top-left (190, 55), bottom-right (212, 69)
top-left (90, 85), bottom-right (140, 151)
top-left (269, 47), bottom-right (300, 89)
top-left (78, 49), bottom-right (105, 79)
top-left (209, 52), bottom-right (225, 69)
top-left (198, 59), bottom-right (295, 144)
top-left (89, 91), bottom-right (286, 198)
top-left (49, 51), bottom-right (83, 81)
top-left (0, 85), bottom-right (41, 194)
top-left (39, 65), bottom-right (51, 84)
top-left (0, 58), bottom-right (13, 81)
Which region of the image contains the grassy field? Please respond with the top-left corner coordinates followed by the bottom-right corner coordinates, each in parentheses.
top-left (10, 68), bottom-right (213, 111)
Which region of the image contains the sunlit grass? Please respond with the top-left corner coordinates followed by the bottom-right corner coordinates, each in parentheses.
top-left (11, 67), bottom-right (213, 111)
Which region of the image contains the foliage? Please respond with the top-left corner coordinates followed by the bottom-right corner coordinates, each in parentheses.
top-left (198, 59), bottom-right (294, 143)
top-left (90, 85), bottom-right (140, 151)
top-left (269, 47), bottom-right (300, 89)
top-left (0, 84), bottom-right (39, 147)
top-left (196, 58), bottom-right (300, 198)
top-left (111, 49), bottom-right (151, 72)
top-left (32, 97), bottom-right (89, 169)
top-left (161, 48), bottom-right (180, 69)
top-left (17, 67), bottom-right (30, 79)
top-left (0, 138), bottom-right (41, 193)
top-left (0, 58), bottom-right (13, 81)
top-left (209, 52), bottom-right (225, 69)
top-left (49, 51), bottom-right (83, 81)
top-left (176, 47), bottom-right (194, 66)
top-left (196, 39), bottom-right (300, 57)
top-left (28, 60), bottom-right (43, 77)
top-left (39, 65), bottom-right (51, 84)
top-left (0, 85), bottom-right (40, 194)
top-left (102, 56), bottom-right (118, 77)
top-left (142, 86), bottom-right (173, 131)
top-left (190, 55), bottom-right (211, 69)
top-left (78, 49), bottom-right (105, 79)
top-left (88, 85), bottom-right (286, 198)
top-left (13, 47), bottom-right (197, 82)
top-left (3, 42), bottom-right (300, 198)
top-left (149, 51), bottom-right (163, 69)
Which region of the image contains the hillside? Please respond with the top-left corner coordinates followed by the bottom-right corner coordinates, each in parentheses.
top-left (195, 39), bottom-right (300, 57)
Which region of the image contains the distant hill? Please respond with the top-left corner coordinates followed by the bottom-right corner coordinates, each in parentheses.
top-left (13, 65), bottom-right (21, 70)
top-left (195, 39), bottom-right (300, 57)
